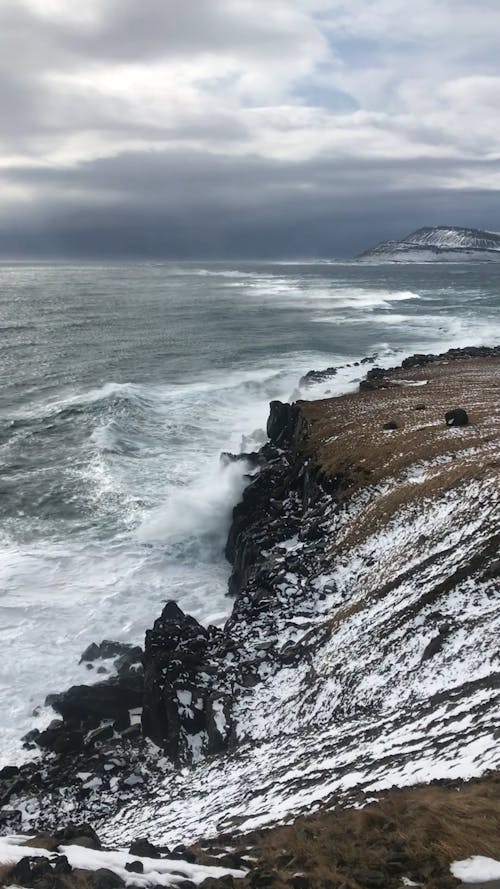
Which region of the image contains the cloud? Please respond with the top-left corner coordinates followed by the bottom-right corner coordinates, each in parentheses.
top-left (1, 0), bottom-right (500, 256)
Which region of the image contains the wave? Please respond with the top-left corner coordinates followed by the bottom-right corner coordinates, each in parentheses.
top-left (136, 460), bottom-right (250, 556)
top-left (243, 279), bottom-right (422, 309)
top-left (160, 266), bottom-right (268, 280)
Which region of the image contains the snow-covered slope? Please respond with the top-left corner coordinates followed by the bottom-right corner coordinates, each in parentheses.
top-left (357, 226), bottom-right (500, 262)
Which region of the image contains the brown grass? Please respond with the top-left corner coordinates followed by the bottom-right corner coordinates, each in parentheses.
top-left (301, 358), bottom-right (500, 491)
top-left (300, 358), bottom-right (500, 551)
top-left (222, 772), bottom-right (500, 889)
top-left (0, 865), bottom-right (13, 886)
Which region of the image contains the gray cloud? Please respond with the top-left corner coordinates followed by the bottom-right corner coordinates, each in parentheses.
top-left (3, 147), bottom-right (500, 258)
top-left (1, 0), bottom-right (500, 257)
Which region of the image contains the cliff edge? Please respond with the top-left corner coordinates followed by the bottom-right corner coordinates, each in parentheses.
top-left (2, 347), bottom-right (499, 856)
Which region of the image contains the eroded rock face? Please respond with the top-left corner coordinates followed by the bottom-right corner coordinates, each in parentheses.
top-left (141, 602), bottom-right (231, 761)
top-left (266, 400), bottom-right (303, 448)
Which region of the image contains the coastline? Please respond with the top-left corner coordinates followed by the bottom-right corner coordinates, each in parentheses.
top-left (1, 344), bottom-right (499, 888)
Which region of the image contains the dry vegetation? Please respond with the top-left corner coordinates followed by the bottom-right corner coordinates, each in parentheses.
top-left (223, 773), bottom-right (500, 889)
top-left (301, 358), bottom-right (500, 489)
top-left (300, 357), bottom-right (500, 549)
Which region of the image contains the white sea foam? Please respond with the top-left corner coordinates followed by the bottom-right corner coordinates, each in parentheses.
top-left (136, 460), bottom-right (249, 549)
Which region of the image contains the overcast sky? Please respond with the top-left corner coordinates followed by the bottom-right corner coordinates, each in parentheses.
top-left (2, 0), bottom-right (500, 258)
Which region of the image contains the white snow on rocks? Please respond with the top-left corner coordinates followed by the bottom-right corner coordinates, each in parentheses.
top-left (0, 836), bottom-right (246, 886)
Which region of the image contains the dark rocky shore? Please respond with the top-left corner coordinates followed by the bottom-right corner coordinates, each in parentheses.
top-left (1, 344), bottom-right (499, 889)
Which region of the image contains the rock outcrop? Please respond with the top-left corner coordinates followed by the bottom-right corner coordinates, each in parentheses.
top-left (141, 602), bottom-right (231, 762)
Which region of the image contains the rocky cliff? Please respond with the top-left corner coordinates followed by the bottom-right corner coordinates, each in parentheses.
top-left (1, 346), bottom-right (499, 854)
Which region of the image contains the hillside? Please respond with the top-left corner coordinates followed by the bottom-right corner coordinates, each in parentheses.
top-left (1, 346), bottom-right (499, 861)
top-left (357, 226), bottom-right (500, 262)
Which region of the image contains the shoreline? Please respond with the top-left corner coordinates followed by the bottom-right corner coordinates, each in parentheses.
top-left (1, 344), bottom-right (499, 887)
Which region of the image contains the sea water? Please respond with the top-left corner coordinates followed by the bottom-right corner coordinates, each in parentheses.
top-left (0, 259), bottom-right (499, 765)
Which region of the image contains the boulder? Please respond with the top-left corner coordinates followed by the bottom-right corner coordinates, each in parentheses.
top-left (24, 833), bottom-right (60, 851)
top-left (114, 647), bottom-right (143, 678)
top-left (47, 680), bottom-right (142, 729)
top-left (170, 845), bottom-right (196, 863)
top-left (80, 640), bottom-right (139, 663)
top-left (52, 855), bottom-right (72, 875)
top-left (125, 861), bottom-right (144, 874)
top-left (54, 822), bottom-right (101, 850)
top-left (445, 408), bottom-right (469, 427)
top-left (120, 723), bottom-right (142, 741)
top-left (0, 775), bottom-right (23, 806)
top-left (129, 837), bottom-right (162, 859)
top-left (0, 764), bottom-right (19, 780)
top-left (88, 868), bottom-right (124, 889)
top-left (36, 723), bottom-right (84, 755)
top-left (383, 421), bottom-right (398, 430)
top-left (86, 723), bottom-right (114, 746)
top-left (421, 632), bottom-right (448, 662)
top-left (10, 856), bottom-right (52, 887)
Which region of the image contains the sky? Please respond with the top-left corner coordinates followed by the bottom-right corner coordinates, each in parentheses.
top-left (2, 0), bottom-right (500, 258)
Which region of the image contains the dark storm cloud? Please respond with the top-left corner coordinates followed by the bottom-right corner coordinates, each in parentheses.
top-left (1, 0), bottom-right (500, 257)
top-left (4, 147), bottom-right (500, 258)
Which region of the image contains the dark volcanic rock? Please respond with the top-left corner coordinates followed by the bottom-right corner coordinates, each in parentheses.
top-left (125, 861), bottom-right (144, 874)
top-left (88, 868), bottom-right (124, 889)
top-left (129, 837), bottom-right (162, 858)
top-left (141, 601), bottom-right (230, 761)
top-left (220, 451), bottom-right (262, 468)
top-left (266, 400), bottom-right (303, 447)
top-left (114, 647), bottom-right (143, 678)
top-left (10, 856), bottom-right (52, 887)
top-left (80, 640), bottom-right (139, 663)
top-left (422, 632), bottom-right (448, 662)
top-left (10, 343), bottom-right (499, 825)
top-left (47, 680), bottom-right (142, 728)
top-left (402, 344), bottom-right (500, 370)
top-left (86, 723), bottom-right (115, 746)
top-left (299, 366), bottom-right (338, 387)
top-left (0, 764), bottom-right (20, 780)
top-left (383, 421), bottom-right (398, 430)
top-left (35, 719), bottom-right (85, 755)
top-left (0, 808), bottom-right (22, 829)
top-left (53, 855), bottom-right (72, 875)
top-left (54, 822), bottom-right (102, 849)
top-left (445, 408), bottom-right (469, 427)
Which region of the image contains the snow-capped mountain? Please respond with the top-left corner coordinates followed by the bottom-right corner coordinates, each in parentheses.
top-left (357, 226), bottom-right (500, 262)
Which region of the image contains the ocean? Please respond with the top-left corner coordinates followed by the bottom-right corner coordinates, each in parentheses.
top-left (1, 259), bottom-right (499, 766)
